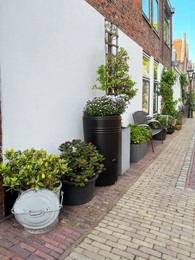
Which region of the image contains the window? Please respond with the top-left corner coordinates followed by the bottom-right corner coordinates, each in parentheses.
top-left (153, 0), bottom-right (159, 32)
top-left (142, 0), bottom-right (150, 20)
top-left (142, 0), bottom-right (159, 33)
top-left (143, 80), bottom-right (150, 113)
top-left (142, 55), bottom-right (150, 113)
top-left (164, 12), bottom-right (170, 46)
top-left (143, 56), bottom-right (150, 77)
top-left (153, 63), bottom-right (158, 113)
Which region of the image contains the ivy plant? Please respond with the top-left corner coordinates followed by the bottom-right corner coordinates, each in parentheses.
top-left (159, 68), bottom-right (178, 117)
top-left (179, 73), bottom-right (188, 103)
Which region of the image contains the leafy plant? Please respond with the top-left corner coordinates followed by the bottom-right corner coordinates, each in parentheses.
top-left (59, 139), bottom-right (105, 187)
top-left (176, 118), bottom-right (182, 125)
top-left (93, 47), bottom-right (137, 102)
top-left (180, 73), bottom-right (188, 103)
top-left (128, 124), bottom-right (152, 144)
top-left (83, 95), bottom-right (127, 116)
top-left (159, 68), bottom-right (178, 117)
top-left (167, 115), bottom-right (175, 128)
top-left (155, 114), bottom-right (167, 129)
top-left (0, 148), bottom-right (69, 191)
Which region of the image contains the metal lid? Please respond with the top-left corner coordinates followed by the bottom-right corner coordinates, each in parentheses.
top-left (12, 188), bottom-right (61, 230)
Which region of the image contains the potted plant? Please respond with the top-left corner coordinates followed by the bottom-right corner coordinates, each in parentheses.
top-left (166, 115), bottom-right (175, 134)
top-left (175, 118), bottom-right (182, 130)
top-left (128, 124), bottom-right (152, 163)
top-left (0, 148), bottom-right (69, 233)
top-left (83, 47), bottom-right (137, 186)
top-left (59, 139), bottom-right (105, 205)
top-left (152, 114), bottom-right (167, 140)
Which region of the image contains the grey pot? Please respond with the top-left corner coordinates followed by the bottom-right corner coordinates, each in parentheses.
top-left (130, 142), bottom-right (148, 163)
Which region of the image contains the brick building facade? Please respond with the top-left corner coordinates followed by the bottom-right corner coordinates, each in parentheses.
top-left (85, 0), bottom-right (173, 69)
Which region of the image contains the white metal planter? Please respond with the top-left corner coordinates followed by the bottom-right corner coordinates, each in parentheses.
top-left (11, 186), bottom-right (63, 234)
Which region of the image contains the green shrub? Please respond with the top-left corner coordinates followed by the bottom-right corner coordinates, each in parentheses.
top-left (128, 124), bottom-right (152, 144)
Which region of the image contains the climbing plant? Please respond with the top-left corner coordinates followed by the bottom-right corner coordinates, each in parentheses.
top-left (179, 73), bottom-right (188, 103)
top-left (159, 68), bottom-right (178, 117)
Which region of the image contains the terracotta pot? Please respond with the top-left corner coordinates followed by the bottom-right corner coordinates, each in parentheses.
top-left (175, 124), bottom-right (182, 130)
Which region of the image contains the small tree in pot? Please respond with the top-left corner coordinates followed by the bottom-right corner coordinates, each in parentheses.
top-left (83, 47), bottom-right (137, 186)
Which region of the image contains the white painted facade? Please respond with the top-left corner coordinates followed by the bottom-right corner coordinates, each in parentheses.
top-left (0, 0), bottom-right (177, 154)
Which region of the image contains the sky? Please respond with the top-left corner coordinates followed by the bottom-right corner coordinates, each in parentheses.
top-left (170, 0), bottom-right (195, 62)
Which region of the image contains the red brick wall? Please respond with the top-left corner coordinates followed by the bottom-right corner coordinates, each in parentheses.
top-left (85, 0), bottom-right (172, 69)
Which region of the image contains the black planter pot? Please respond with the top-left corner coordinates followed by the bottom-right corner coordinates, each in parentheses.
top-left (153, 128), bottom-right (167, 141)
top-left (167, 128), bottom-right (175, 134)
top-left (61, 175), bottom-right (98, 205)
top-left (83, 115), bottom-right (121, 186)
top-left (4, 188), bottom-right (18, 216)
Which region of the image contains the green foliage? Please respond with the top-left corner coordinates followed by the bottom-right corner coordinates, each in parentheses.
top-left (59, 139), bottom-right (105, 187)
top-left (180, 73), bottom-right (188, 103)
top-left (159, 68), bottom-right (178, 117)
top-left (128, 124), bottom-right (152, 144)
top-left (167, 115), bottom-right (175, 128)
top-left (83, 95), bottom-right (127, 116)
top-left (156, 114), bottom-right (175, 129)
top-left (161, 99), bottom-right (178, 117)
top-left (0, 148), bottom-right (69, 191)
top-left (93, 47), bottom-right (137, 102)
top-left (155, 114), bottom-right (167, 129)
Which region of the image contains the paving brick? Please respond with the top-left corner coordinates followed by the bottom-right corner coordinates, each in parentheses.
top-left (132, 238), bottom-right (153, 248)
top-left (139, 246), bottom-right (162, 258)
top-left (162, 254), bottom-right (178, 260)
top-left (35, 250), bottom-right (55, 260)
top-left (153, 245), bottom-right (177, 257)
top-left (79, 242), bottom-right (99, 253)
top-left (87, 233), bottom-right (107, 243)
top-left (111, 248), bottom-right (135, 259)
top-left (166, 245), bottom-right (191, 256)
top-left (10, 245), bottom-right (31, 258)
top-left (92, 241), bottom-right (112, 252)
top-left (83, 249), bottom-right (105, 260)
top-left (98, 232), bottom-right (119, 242)
top-left (0, 247), bottom-right (15, 258)
top-left (67, 252), bottom-right (89, 260)
top-left (127, 247), bottom-right (150, 259)
top-left (98, 249), bottom-right (121, 259)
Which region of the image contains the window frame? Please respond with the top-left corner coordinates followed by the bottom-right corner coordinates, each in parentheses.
top-left (142, 54), bottom-right (150, 114)
top-left (142, 78), bottom-right (150, 114)
top-left (142, 0), bottom-right (159, 34)
top-left (153, 0), bottom-right (159, 33)
top-left (153, 62), bottom-right (159, 114)
top-left (142, 0), bottom-right (150, 21)
top-left (164, 10), bottom-right (171, 46)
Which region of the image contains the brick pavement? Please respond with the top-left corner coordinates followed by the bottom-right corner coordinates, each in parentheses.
top-left (66, 117), bottom-right (195, 260)
top-left (0, 117), bottom-right (195, 259)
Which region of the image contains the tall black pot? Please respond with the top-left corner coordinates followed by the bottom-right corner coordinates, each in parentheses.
top-left (83, 115), bottom-right (121, 186)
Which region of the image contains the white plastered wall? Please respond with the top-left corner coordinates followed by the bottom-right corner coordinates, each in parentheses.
top-left (0, 0), bottom-right (105, 153)
top-left (0, 0), bottom-right (165, 154)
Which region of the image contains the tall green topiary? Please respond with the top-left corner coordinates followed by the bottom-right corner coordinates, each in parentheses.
top-left (93, 47), bottom-right (137, 103)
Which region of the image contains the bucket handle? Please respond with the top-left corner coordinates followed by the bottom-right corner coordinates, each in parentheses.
top-left (24, 208), bottom-right (49, 217)
top-left (11, 191), bottom-right (64, 215)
